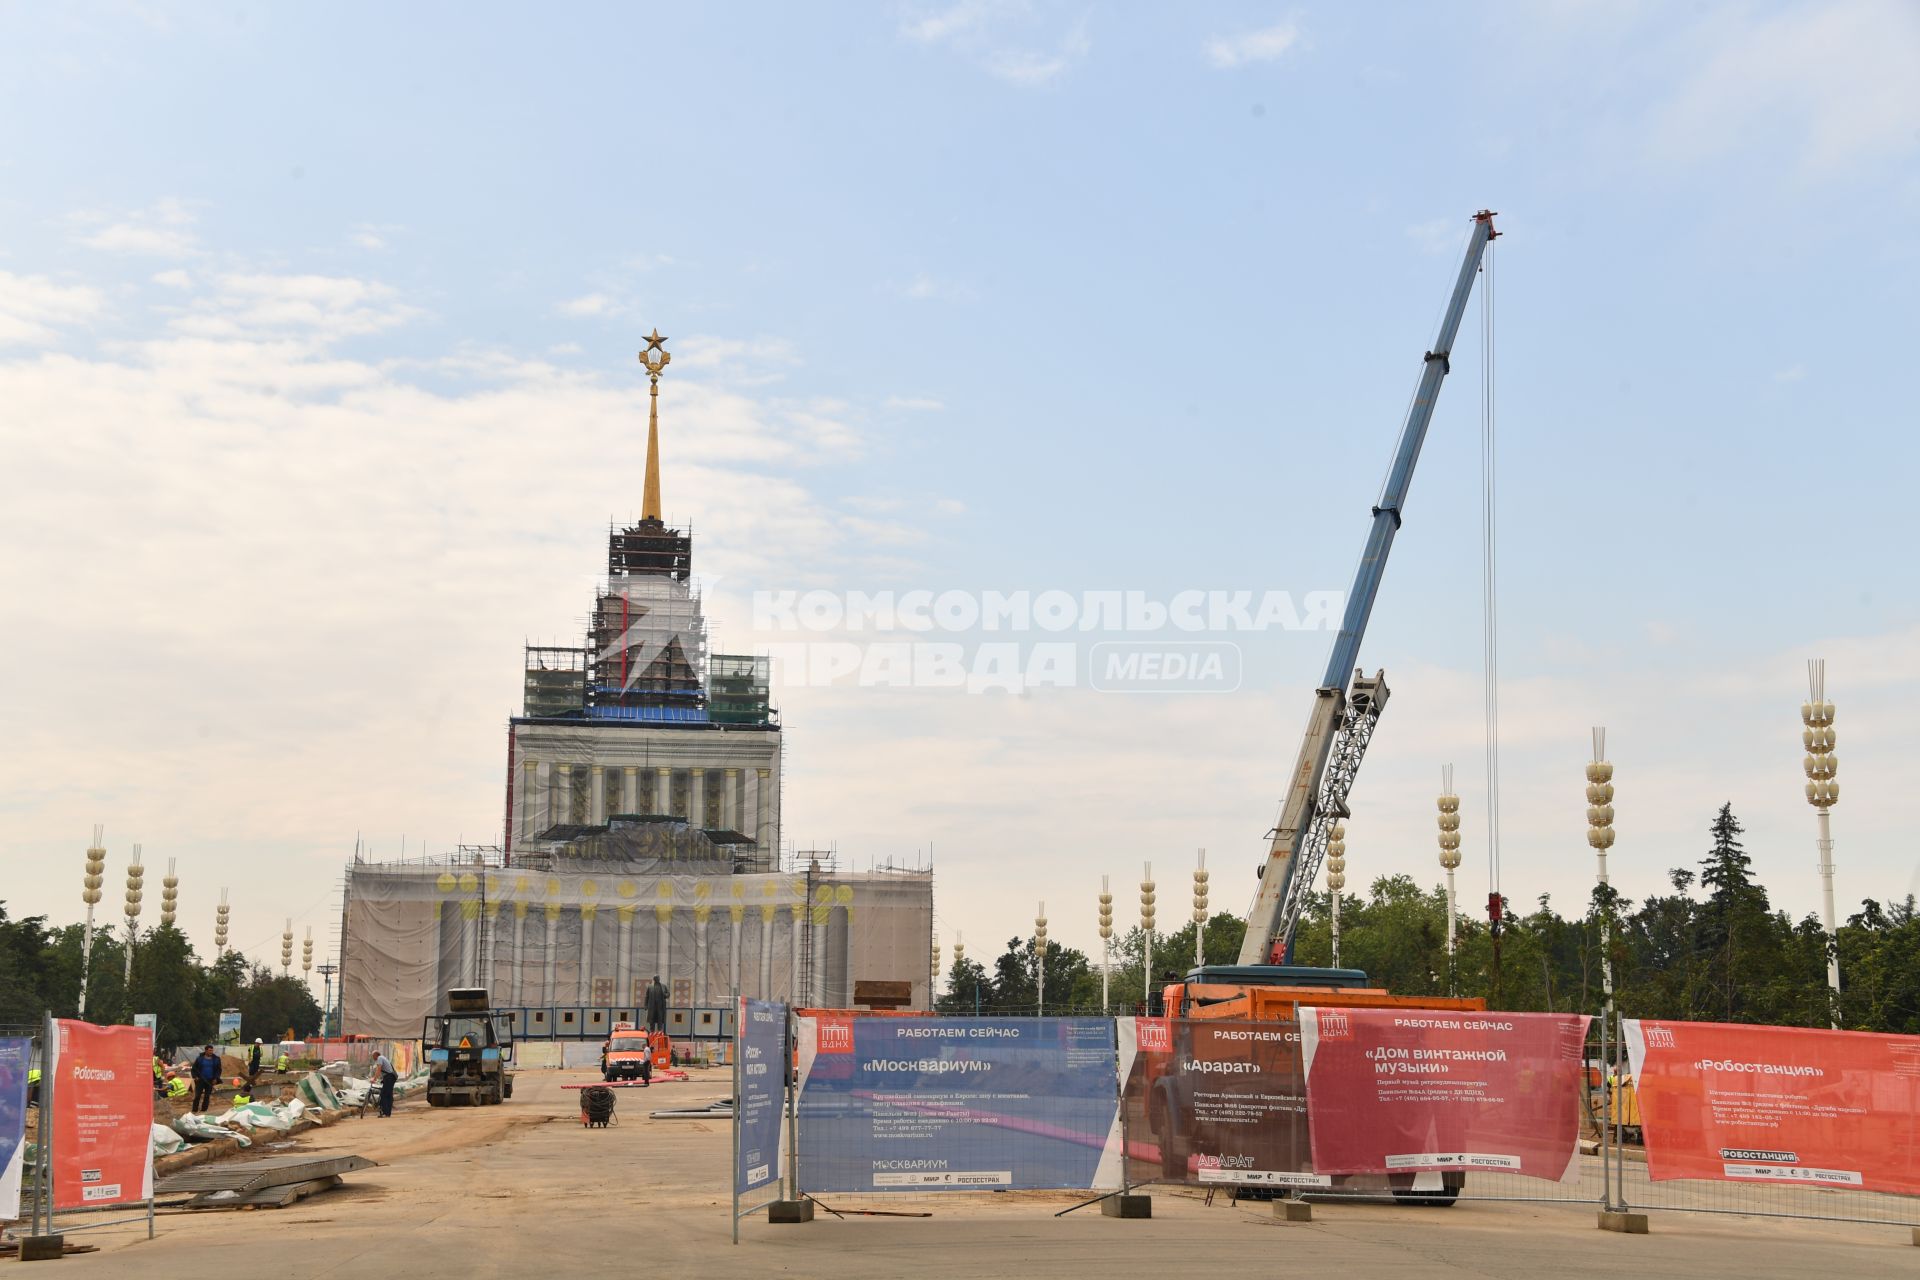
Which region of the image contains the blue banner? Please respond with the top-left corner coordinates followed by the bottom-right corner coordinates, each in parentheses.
top-left (797, 1017), bottom-right (1120, 1192)
top-left (0, 1037), bottom-right (30, 1220)
top-left (734, 1000), bottom-right (786, 1197)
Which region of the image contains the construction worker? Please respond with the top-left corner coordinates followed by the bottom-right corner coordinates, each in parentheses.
top-left (275, 1049), bottom-right (290, 1074)
top-left (232, 1086), bottom-right (252, 1106)
top-left (370, 1050), bottom-right (396, 1118)
top-left (152, 1052), bottom-right (166, 1098)
top-left (248, 1039), bottom-right (263, 1088)
top-left (165, 1074), bottom-right (190, 1101)
top-left (28, 1066), bottom-right (41, 1106)
top-left (189, 1045), bottom-right (221, 1113)
top-left (643, 975), bottom-right (668, 1033)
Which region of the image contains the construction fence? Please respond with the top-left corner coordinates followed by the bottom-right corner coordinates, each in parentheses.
top-left (741, 1009), bottom-right (1920, 1240)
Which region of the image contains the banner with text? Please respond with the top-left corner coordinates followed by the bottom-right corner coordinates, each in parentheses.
top-left (735, 999), bottom-right (787, 1197)
top-left (1119, 1017), bottom-right (1320, 1188)
top-left (0, 1037), bottom-right (29, 1220)
top-left (1623, 1019), bottom-right (1920, 1195)
top-left (1300, 1007), bottom-right (1591, 1182)
top-left (49, 1019), bottom-right (155, 1211)
top-left (796, 1016), bottom-right (1120, 1192)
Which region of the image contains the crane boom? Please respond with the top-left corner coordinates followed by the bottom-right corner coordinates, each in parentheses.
top-left (1237, 210), bottom-right (1498, 965)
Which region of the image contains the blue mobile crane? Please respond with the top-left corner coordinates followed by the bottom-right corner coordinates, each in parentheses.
top-left (1236, 210), bottom-right (1499, 966)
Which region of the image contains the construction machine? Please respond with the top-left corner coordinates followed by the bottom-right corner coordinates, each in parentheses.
top-left (424, 987), bottom-right (515, 1106)
top-left (1143, 212), bottom-right (1502, 1205)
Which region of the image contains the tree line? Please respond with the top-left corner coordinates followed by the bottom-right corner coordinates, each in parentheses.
top-left (0, 910), bottom-right (324, 1050)
top-left (938, 803), bottom-right (1920, 1034)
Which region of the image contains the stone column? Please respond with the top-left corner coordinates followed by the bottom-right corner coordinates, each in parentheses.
top-left (590, 765), bottom-right (606, 825)
top-left (729, 910), bottom-right (743, 998)
top-left (743, 769), bottom-right (760, 846)
top-left (579, 907), bottom-right (595, 1005)
top-left (623, 766), bottom-right (639, 816)
top-left (511, 904), bottom-right (528, 1005)
top-left (813, 905), bottom-right (830, 1007)
top-left (553, 765), bottom-right (573, 826)
top-left (721, 768), bottom-right (739, 831)
top-left (542, 907), bottom-right (559, 1006)
top-left (617, 906), bottom-right (635, 1008)
top-left (657, 767), bottom-right (672, 818)
top-left (694, 913), bottom-right (710, 1006)
top-left (760, 911), bottom-right (775, 999)
top-left (756, 768), bottom-right (773, 859)
top-left (690, 768), bottom-right (706, 828)
top-left (790, 908), bottom-right (805, 1005)
top-left (520, 760), bottom-right (538, 842)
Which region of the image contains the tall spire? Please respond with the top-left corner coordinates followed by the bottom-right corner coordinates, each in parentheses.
top-left (639, 328), bottom-right (672, 521)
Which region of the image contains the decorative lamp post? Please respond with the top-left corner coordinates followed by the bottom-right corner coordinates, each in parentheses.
top-left (1325, 825), bottom-right (1347, 968)
top-left (1033, 903), bottom-right (1048, 1017)
top-left (79, 826), bottom-right (105, 1017)
top-left (160, 858), bottom-right (178, 928)
top-left (1803, 660), bottom-right (1840, 1026)
top-left (281, 919), bottom-right (294, 975)
top-left (1098, 877), bottom-right (1114, 1015)
top-left (1438, 767), bottom-right (1462, 975)
top-left (1139, 863), bottom-right (1156, 1008)
top-left (214, 889), bottom-right (230, 955)
top-left (931, 931), bottom-right (940, 1001)
top-left (1586, 729), bottom-right (1616, 1020)
top-left (1192, 850), bottom-right (1210, 967)
top-left (302, 927), bottom-right (315, 984)
top-left (123, 843), bottom-right (144, 988)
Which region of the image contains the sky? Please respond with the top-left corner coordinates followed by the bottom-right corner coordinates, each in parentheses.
top-left (1, 1), bottom-right (1917, 987)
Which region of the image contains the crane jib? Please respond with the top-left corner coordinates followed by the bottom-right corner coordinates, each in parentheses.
top-left (1239, 211), bottom-right (1497, 965)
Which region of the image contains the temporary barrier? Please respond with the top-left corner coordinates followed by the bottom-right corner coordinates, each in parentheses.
top-left (796, 1016), bottom-right (1123, 1194)
top-left (1301, 1007), bottom-right (1592, 1182)
top-left (0, 1036), bottom-right (28, 1220)
top-left (732, 998), bottom-right (790, 1242)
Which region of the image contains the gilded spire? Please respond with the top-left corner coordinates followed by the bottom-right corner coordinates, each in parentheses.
top-left (639, 329), bottom-right (671, 521)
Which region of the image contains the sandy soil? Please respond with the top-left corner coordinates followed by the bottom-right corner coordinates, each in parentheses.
top-left (34, 1069), bottom-right (1916, 1278)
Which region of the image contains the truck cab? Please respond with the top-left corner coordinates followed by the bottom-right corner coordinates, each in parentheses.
top-left (423, 988), bottom-right (514, 1106)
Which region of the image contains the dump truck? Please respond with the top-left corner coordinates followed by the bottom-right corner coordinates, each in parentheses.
top-left (423, 987), bottom-right (514, 1106)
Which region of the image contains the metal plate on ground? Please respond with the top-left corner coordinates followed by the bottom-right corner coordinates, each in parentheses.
top-left (156, 1153), bottom-right (376, 1194)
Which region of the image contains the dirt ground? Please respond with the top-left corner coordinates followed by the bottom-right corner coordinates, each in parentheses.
top-left (38, 1069), bottom-right (1918, 1277)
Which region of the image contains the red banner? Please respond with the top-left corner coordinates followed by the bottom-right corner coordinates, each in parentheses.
top-left (1623, 1019), bottom-right (1920, 1194)
top-left (1301, 1007), bottom-right (1591, 1181)
top-left (50, 1020), bottom-right (154, 1210)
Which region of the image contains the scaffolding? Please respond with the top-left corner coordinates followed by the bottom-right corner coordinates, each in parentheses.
top-left (607, 517), bottom-right (691, 581)
top-left (709, 654), bottom-right (775, 726)
top-left (523, 646), bottom-right (588, 718)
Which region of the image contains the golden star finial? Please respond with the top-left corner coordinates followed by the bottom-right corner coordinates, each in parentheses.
top-left (643, 328), bottom-right (668, 352)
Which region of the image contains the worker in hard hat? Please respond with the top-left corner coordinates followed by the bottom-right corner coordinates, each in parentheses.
top-left (248, 1038), bottom-right (263, 1088)
top-left (275, 1049), bottom-right (290, 1074)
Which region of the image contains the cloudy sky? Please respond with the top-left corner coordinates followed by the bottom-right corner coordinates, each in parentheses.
top-left (2, 2), bottom-right (1916, 983)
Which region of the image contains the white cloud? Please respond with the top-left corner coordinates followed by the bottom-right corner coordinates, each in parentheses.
top-left (1653, 0), bottom-right (1920, 170)
top-left (169, 272), bottom-right (420, 341)
top-left (1773, 363), bottom-right (1807, 383)
top-left (1206, 20), bottom-right (1301, 70)
top-left (884, 395), bottom-right (946, 412)
top-left (902, 2), bottom-right (1089, 87)
top-left (71, 198), bottom-right (198, 258)
top-left (557, 292), bottom-right (620, 318)
top-left (151, 269), bottom-right (193, 289)
top-left (673, 334), bottom-right (802, 379)
top-left (0, 271), bottom-right (104, 346)
top-left (350, 225), bottom-right (393, 250)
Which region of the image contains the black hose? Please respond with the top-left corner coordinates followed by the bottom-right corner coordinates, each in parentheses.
top-left (581, 1086), bottom-right (617, 1126)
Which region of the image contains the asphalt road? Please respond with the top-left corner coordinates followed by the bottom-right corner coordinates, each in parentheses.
top-left (47, 1069), bottom-right (1919, 1277)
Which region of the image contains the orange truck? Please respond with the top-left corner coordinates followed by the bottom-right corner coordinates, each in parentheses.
top-left (1142, 964), bottom-right (1486, 1202)
top-left (600, 1021), bottom-right (668, 1083)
